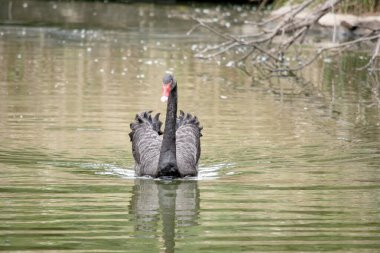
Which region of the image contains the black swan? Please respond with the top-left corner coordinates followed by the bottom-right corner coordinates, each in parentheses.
top-left (129, 74), bottom-right (202, 178)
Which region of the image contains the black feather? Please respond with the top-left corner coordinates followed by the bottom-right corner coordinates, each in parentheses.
top-left (176, 111), bottom-right (203, 135)
top-left (129, 111), bottom-right (163, 141)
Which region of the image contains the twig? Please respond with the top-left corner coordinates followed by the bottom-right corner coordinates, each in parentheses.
top-left (258, 4), bottom-right (301, 26)
top-left (237, 48), bottom-right (255, 62)
top-left (258, 0), bottom-right (270, 12)
top-left (194, 40), bottom-right (234, 58)
top-left (191, 17), bottom-right (231, 41)
top-left (189, 0), bottom-right (379, 76)
top-left (203, 41), bottom-right (239, 58)
top-left (192, 17), bottom-right (279, 62)
top-left (280, 26), bottom-right (308, 51)
top-left (186, 24), bottom-right (201, 36)
top-left (274, 33), bottom-right (380, 72)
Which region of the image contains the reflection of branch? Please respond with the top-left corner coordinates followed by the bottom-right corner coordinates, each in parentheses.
top-left (358, 38), bottom-right (380, 70)
top-left (368, 72), bottom-right (380, 109)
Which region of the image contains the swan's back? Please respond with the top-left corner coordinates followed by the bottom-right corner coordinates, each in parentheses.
top-left (130, 110), bottom-right (202, 178)
top-left (129, 112), bottom-right (162, 177)
top-left (176, 111), bottom-right (202, 176)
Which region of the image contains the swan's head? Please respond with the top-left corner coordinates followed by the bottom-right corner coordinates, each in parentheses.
top-left (161, 74), bottom-right (176, 103)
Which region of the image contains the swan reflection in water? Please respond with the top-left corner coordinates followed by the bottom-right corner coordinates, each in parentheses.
top-left (129, 179), bottom-right (199, 252)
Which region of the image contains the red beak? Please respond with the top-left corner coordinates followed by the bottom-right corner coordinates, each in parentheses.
top-left (161, 82), bottom-right (171, 102)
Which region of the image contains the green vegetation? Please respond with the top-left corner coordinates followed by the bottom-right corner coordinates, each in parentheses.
top-left (338, 0), bottom-right (379, 14)
top-left (271, 0), bottom-right (380, 15)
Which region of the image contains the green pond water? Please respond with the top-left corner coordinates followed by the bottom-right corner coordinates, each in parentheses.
top-left (0, 1), bottom-right (380, 252)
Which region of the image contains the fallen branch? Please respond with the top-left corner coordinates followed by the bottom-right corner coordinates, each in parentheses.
top-left (274, 33), bottom-right (380, 73)
top-left (188, 0), bottom-right (380, 77)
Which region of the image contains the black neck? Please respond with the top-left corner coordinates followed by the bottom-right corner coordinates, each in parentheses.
top-left (158, 84), bottom-right (179, 177)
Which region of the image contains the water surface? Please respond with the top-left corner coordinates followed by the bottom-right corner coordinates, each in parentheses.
top-left (0, 1), bottom-right (380, 252)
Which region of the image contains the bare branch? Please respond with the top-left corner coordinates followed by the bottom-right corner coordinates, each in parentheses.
top-left (275, 33), bottom-right (380, 73)
top-left (188, 0), bottom-right (379, 77)
top-left (191, 17), bottom-right (231, 41)
top-left (280, 26), bottom-right (308, 51)
top-left (186, 23), bottom-right (201, 36)
top-left (258, 4), bottom-right (301, 26)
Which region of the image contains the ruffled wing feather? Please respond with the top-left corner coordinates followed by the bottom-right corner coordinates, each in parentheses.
top-left (176, 110), bottom-right (203, 176)
top-left (129, 111), bottom-right (162, 177)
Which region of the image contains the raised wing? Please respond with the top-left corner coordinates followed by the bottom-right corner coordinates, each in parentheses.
top-left (176, 111), bottom-right (203, 177)
top-left (129, 111), bottom-right (162, 177)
